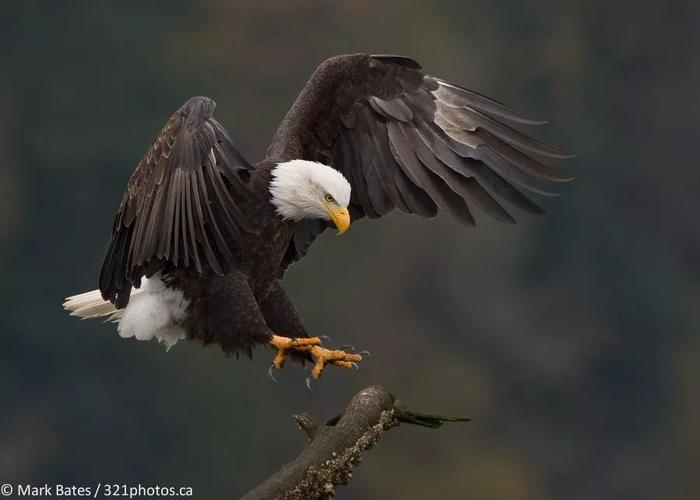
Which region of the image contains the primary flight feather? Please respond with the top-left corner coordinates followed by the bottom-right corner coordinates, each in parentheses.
top-left (64, 53), bottom-right (571, 380)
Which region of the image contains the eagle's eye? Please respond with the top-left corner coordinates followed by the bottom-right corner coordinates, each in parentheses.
top-left (325, 194), bottom-right (334, 203)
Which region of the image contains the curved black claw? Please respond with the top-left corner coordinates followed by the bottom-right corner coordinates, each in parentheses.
top-left (305, 376), bottom-right (313, 391)
top-left (350, 362), bottom-right (360, 370)
top-left (359, 350), bottom-right (372, 357)
top-left (268, 364), bottom-right (278, 382)
top-left (341, 344), bottom-right (356, 352)
top-left (319, 335), bottom-right (332, 343)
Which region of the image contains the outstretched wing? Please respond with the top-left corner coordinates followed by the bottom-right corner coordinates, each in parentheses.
top-left (268, 54), bottom-right (571, 243)
top-left (100, 96), bottom-right (251, 308)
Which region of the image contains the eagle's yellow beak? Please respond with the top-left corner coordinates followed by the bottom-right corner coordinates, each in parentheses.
top-left (326, 204), bottom-right (351, 234)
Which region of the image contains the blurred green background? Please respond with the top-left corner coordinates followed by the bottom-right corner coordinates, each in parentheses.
top-left (1, 1), bottom-right (698, 499)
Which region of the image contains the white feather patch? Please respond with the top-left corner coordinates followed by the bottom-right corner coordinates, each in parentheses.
top-left (63, 275), bottom-right (189, 350)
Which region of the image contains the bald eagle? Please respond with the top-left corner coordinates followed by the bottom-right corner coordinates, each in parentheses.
top-left (63, 54), bottom-right (570, 380)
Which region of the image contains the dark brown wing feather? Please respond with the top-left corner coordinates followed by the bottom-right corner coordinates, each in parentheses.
top-left (100, 96), bottom-right (251, 308)
top-left (267, 53), bottom-right (572, 227)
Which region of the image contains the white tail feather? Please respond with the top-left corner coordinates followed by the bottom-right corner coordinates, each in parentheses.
top-left (63, 288), bottom-right (145, 319)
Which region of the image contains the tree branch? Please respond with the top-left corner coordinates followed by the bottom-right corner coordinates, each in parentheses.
top-left (241, 385), bottom-right (469, 500)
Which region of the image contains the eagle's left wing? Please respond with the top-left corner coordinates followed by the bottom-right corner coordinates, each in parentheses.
top-left (269, 54), bottom-right (572, 275)
top-left (267, 54), bottom-right (570, 225)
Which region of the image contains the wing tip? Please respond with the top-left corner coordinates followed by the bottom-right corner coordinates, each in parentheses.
top-left (554, 173), bottom-right (575, 182)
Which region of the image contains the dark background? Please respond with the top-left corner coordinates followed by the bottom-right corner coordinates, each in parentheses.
top-left (1, 1), bottom-right (698, 499)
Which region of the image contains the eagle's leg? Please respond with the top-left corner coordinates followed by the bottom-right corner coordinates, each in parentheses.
top-left (268, 335), bottom-right (363, 378)
top-left (262, 283), bottom-right (363, 378)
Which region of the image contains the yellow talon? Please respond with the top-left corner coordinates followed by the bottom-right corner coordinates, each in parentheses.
top-left (309, 347), bottom-right (362, 379)
top-left (269, 334), bottom-right (363, 378)
top-left (270, 335), bottom-right (321, 369)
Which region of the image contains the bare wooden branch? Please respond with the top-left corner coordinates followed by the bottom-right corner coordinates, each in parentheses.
top-left (241, 385), bottom-right (468, 500)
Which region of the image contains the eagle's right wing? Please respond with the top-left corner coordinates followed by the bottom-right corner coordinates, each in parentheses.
top-left (100, 96), bottom-right (251, 308)
top-left (270, 54), bottom-right (573, 276)
top-left (268, 54), bottom-right (572, 226)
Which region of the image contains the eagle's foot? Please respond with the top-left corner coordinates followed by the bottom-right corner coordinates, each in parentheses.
top-left (308, 346), bottom-right (363, 379)
top-left (270, 335), bottom-right (322, 369)
top-left (269, 334), bottom-right (363, 379)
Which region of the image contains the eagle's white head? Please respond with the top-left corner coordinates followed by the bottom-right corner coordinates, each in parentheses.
top-left (269, 159), bottom-right (352, 233)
